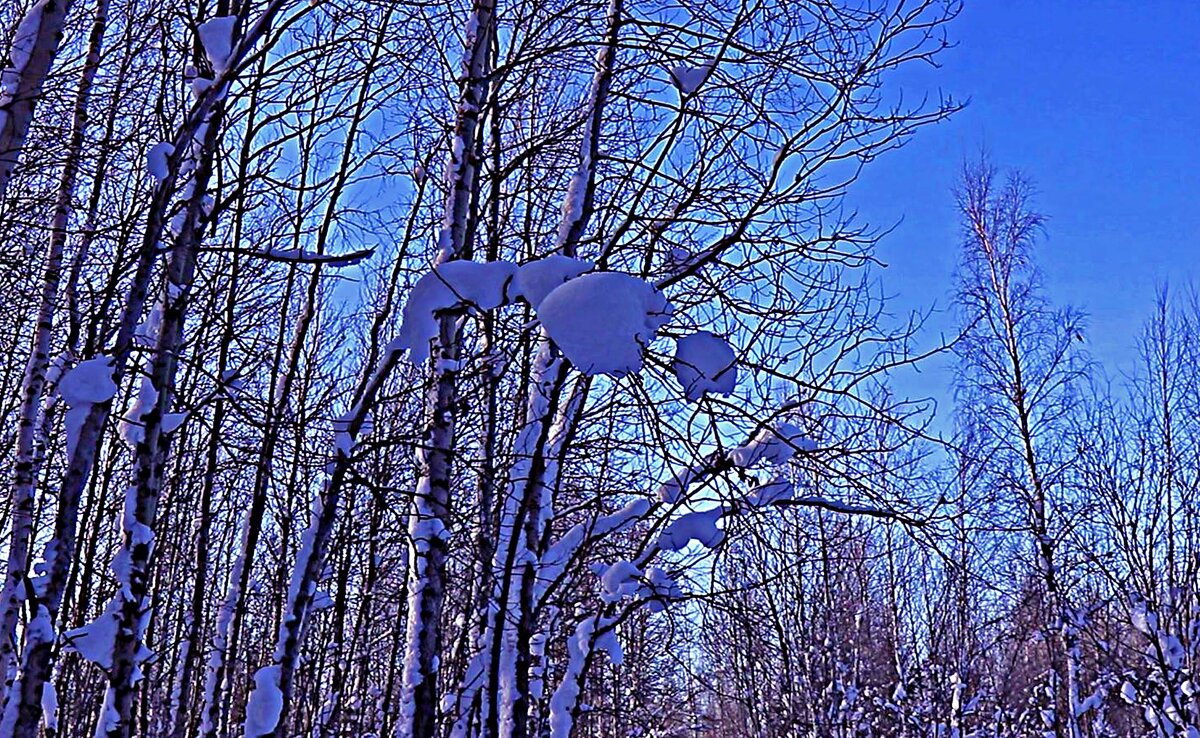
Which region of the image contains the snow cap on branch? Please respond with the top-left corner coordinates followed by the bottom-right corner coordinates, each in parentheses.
top-left (657, 506), bottom-right (723, 551)
top-left (671, 331), bottom-right (737, 400)
top-left (596, 560), bottom-right (642, 603)
top-left (396, 260), bottom-right (517, 363)
top-left (745, 475), bottom-right (794, 507)
top-left (536, 271), bottom-right (672, 377)
top-left (59, 355), bottom-right (117, 457)
top-left (259, 246), bottom-right (373, 267)
top-left (669, 60), bottom-right (716, 95)
top-left (729, 422), bottom-right (815, 467)
top-left (515, 255), bottom-right (594, 308)
top-left (639, 567), bottom-right (682, 612)
top-left (198, 16), bottom-right (237, 73)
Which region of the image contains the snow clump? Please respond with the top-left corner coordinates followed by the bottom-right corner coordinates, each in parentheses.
top-left (671, 331), bottom-right (737, 400)
top-left (146, 142), bottom-right (174, 182)
top-left (396, 260), bottom-right (517, 363)
top-left (514, 255), bottom-right (593, 308)
top-left (244, 665), bottom-right (285, 737)
top-left (198, 16), bottom-right (236, 73)
top-left (657, 506), bottom-right (723, 551)
top-left (536, 272), bottom-right (671, 377)
top-left (59, 355), bottom-right (118, 457)
top-left (729, 422), bottom-right (815, 467)
top-left (670, 60), bottom-right (716, 95)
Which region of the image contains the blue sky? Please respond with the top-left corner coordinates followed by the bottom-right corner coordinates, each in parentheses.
top-left (849, 1), bottom-right (1200, 418)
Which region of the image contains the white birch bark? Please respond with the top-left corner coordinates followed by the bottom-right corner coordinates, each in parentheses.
top-left (0, 0), bottom-right (78, 204)
top-left (1, 5), bottom-right (289, 733)
top-left (0, 0), bottom-right (108, 703)
top-left (448, 4), bottom-right (619, 735)
top-left (210, 15), bottom-right (394, 737)
top-left (394, 3), bottom-right (496, 738)
top-left (93, 39), bottom-right (230, 733)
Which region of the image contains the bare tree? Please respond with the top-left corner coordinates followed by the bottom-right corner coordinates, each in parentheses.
top-left (954, 158), bottom-right (1091, 738)
top-left (0, 0), bottom-right (109, 701)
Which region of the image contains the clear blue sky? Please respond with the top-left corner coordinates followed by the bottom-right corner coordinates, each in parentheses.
top-left (848, 1), bottom-right (1200, 417)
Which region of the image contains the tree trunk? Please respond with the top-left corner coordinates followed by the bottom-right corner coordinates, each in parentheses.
top-left (396, 2), bottom-right (495, 737)
top-left (167, 250), bottom-right (239, 738)
top-left (0, 0), bottom-right (79, 204)
top-left (2, 3), bottom-right (290, 730)
top-left (0, 0), bottom-right (107, 701)
top-left (95, 83), bottom-right (225, 738)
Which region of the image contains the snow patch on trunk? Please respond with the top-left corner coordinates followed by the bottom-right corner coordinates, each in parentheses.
top-left (59, 355), bottom-right (117, 457)
top-left (244, 665), bottom-right (284, 737)
top-left (63, 599), bottom-right (121, 670)
top-left (146, 142), bottom-right (174, 181)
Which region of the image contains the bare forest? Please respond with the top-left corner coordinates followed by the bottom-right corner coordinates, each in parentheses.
top-left (0, 0), bottom-right (1196, 737)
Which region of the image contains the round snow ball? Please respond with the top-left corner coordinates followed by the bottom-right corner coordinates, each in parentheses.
top-left (59, 356), bottom-right (117, 407)
top-left (537, 272), bottom-right (671, 377)
top-left (671, 331), bottom-right (737, 400)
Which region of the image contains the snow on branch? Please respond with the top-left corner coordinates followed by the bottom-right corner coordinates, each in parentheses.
top-left (668, 59), bottom-right (716, 96)
top-left (729, 422), bottom-right (815, 467)
top-left (197, 16), bottom-right (237, 73)
top-left (225, 245), bottom-right (376, 266)
top-left (395, 260), bottom-right (517, 364)
top-left (536, 272), bottom-right (672, 377)
top-left (393, 256), bottom-right (681, 377)
top-left (670, 331), bottom-right (737, 401)
top-left (515, 255), bottom-right (594, 308)
top-left (774, 495), bottom-right (928, 526)
top-left (58, 355), bottom-right (117, 458)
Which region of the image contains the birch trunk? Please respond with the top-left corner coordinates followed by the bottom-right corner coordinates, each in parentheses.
top-left (0, 0), bottom-right (78, 204)
top-left (0, 0), bottom-right (108, 700)
top-left (194, 68), bottom-right (306, 738)
top-left (94, 72), bottom-right (226, 738)
top-left (166, 249), bottom-right (239, 738)
top-left (454, 5), bottom-right (617, 735)
top-left (505, 7), bottom-right (618, 735)
top-left (203, 16), bottom-right (393, 737)
top-left (393, 3), bottom-right (496, 737)
top-left (1, 5), bottom-right (289, 732)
